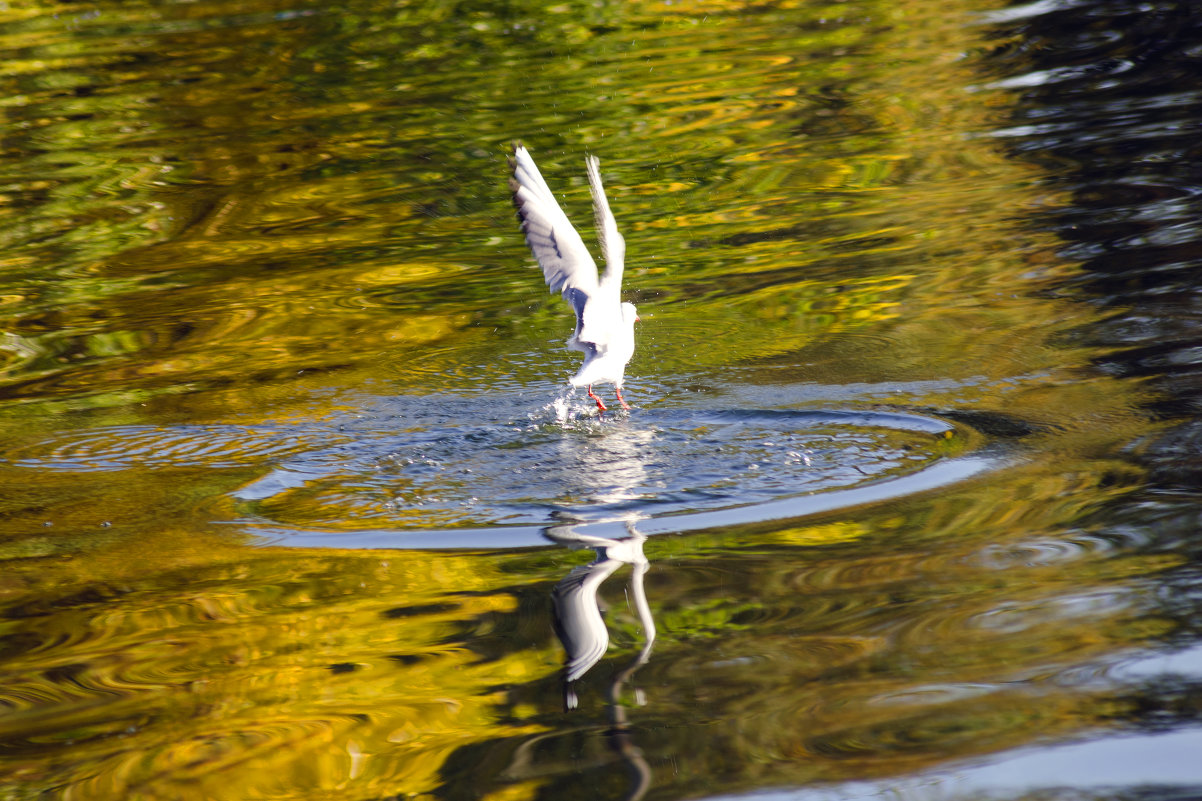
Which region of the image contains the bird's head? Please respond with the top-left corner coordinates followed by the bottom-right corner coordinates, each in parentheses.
top-left (622, 302), bottom-right (640, 325)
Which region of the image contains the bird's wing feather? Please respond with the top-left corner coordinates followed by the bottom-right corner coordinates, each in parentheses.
top-left (563, 287), bottom-right (598, 356)
top-left (563, 287), bottom-right (589, 321)
top-left (586, 155), bottom-right (626, 295)
top-left (510, 146), bottom-right (600, 297)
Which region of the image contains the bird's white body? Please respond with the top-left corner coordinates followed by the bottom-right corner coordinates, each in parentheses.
top-left (567, 300), bottom-right (638, 388)
top-left (510, 145), bottom-right (638, 409)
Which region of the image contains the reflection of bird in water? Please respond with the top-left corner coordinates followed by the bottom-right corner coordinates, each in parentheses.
top-left (547, 526), bottom-right (655, 710)
top-left (510, 145), bottom-right (640, 413)
top-left (555, 426), bottom-right (655, 511)
top-left (548, 526), bottom-right (656, 801)
top-left (500, 525), bottom-right (657, 801)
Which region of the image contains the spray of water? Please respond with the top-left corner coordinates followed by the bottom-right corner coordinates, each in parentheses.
top-left (541, 386), bottom-right (609, 429)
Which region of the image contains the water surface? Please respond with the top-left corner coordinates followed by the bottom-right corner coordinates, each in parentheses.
top-left (3, 0), bottom-right (1202, 800)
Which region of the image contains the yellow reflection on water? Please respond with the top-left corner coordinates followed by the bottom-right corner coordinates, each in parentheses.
top-left (0, 0), bottom-right (1167, 797)
top-left (0, 537), bottom-right (556, 799)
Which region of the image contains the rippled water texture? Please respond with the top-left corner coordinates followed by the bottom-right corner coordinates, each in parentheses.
top-left (7, 398), bottom-right (980, 541)
top-left (3, 0), bottom-right (1202, 800)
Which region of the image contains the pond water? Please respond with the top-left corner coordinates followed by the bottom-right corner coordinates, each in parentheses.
top-left (3, 0), bottom-right (1202, 799)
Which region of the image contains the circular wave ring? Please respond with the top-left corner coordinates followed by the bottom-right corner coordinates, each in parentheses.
top-left (234, 406), bottom-right (1000, 550)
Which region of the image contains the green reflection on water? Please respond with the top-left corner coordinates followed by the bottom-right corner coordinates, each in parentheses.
top-left (0, 0), bottom-right (1169, 799)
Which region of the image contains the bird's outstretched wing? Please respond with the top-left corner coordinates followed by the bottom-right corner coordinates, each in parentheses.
top-left (586, 155), bottom-right (626, 295)
top-left (509, 145), bottom-right (600, 299)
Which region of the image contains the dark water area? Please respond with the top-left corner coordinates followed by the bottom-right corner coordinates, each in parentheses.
top-left (990, 0), bottom-right (1202, 411)
top-left (3, 0), bottom-right (1202, 799)
top-left (965, 2), bottom-right (1202, 796)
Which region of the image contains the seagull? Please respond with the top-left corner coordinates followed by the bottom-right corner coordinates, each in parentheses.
top-left (509, 144), bottom-right (639, 412)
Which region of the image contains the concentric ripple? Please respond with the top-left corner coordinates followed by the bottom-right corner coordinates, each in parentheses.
top-left (239, 404), bottom-right (969, 536)
top-left (2, 424), bottom-right (343, 471)
top-left (0, 393), bottom-right (999, 548)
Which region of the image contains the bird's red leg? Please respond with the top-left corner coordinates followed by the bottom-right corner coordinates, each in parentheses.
top-left (587, 385), bottom-right (608, 412)
top-left (615, 386), bottom-right (631, 410)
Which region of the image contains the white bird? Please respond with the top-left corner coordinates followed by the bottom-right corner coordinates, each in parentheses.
top-left (509, 144), bottom-right (639, 412)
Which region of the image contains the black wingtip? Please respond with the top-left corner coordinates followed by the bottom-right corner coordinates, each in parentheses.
top-left (509, 170), bottom-right (529, 226)
top-left (508, 140), bottom-right (526, 166)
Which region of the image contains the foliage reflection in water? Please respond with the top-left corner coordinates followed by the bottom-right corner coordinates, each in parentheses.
top-left (3, 0), bottom-right (1202, 799)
